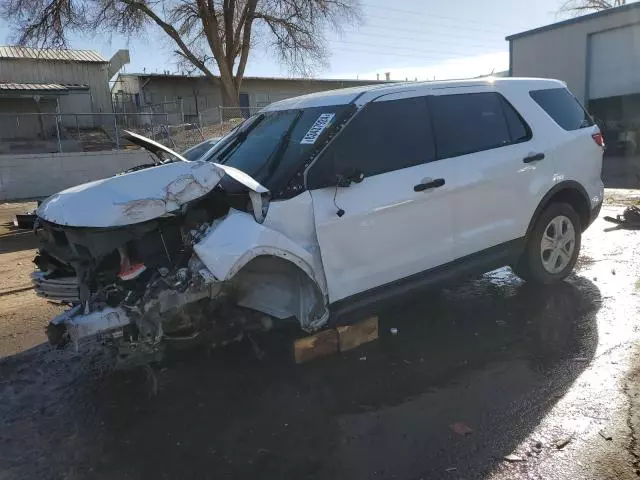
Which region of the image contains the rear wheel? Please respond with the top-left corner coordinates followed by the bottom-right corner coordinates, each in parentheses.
top-left (513, 202), bottom-right (581, 284)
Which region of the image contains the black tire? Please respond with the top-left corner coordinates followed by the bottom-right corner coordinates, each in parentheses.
top-left (512, 202), bottom-right (581, 284)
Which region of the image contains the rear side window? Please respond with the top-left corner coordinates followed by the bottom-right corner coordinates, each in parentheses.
top-left (430, 92), bottom-right (530, 159)
top-left (318, 96), bottom-right (435, 178)
top-left (530, 88), bottom-right (594, 131)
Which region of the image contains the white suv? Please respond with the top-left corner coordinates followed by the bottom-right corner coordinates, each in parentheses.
top-left (33, 78), bottom-right (604, 364)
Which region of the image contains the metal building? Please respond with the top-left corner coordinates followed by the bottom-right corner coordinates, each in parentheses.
top-left (507, 3), bottom-right (640, 151)
top-left (111, 72), bottom-right (391, 123)
top-left (0, 46), bottom-right (129, 151)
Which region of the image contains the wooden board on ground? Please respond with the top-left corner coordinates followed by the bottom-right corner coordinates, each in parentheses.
top-left (293, 329), bottom-right (338, 364)
top-left (293, 316), bottom-right (380, 363)
top-left (337, 316), bottom-right (379, 352)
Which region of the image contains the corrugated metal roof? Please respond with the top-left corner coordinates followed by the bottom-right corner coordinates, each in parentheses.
top-left (0, 46), bottom-right (106, 63)
top-left (0, 82), bottom-right (89, 92)
top-left (118, 72), bottom-right (393, 84)
top-left (506, 2), bottom-right (640, 41)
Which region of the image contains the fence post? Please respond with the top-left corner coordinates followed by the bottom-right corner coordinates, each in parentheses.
top-left (180, 98), bottom-right (185, 123)
top-left (54, 114), bottom-right (63, 153)
top-left (114, 114), bottom-right (120, 149)
top-left (75, 114), bottom-right (80, 141)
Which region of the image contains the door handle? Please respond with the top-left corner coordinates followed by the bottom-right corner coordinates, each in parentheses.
top-left (523, 152), bottom-right (545, 163)
top-left (414, 178), bottom-right (445, 192)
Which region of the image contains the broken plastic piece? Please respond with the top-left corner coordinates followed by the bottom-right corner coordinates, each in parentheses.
top-left (118, 263), bottom-right (147, 281)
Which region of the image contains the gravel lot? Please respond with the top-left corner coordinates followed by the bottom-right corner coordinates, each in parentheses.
top-left (1, 194), bottom-right (640, 480)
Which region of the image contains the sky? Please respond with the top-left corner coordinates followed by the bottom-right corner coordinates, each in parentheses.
top-left (0, 0), bottom-right (571, 82)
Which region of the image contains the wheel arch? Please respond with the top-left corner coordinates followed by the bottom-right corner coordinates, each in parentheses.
top-left (227, 251), bottom-right (329, 332)
top-left (526, 181), bottom-right (591, 240)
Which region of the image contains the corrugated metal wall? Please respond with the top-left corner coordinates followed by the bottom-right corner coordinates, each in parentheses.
top-left (0, 59), bottom-right (112, 113)
top-left (510, 7), bottom-right (640, 103)
top-left (589, 24), bottom-right (640, 100)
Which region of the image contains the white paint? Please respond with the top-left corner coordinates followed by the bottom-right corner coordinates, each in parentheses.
top-left (121, 129), bottom-right (189, 161)
top-left (36, 153), bottom-right (269, 227)
top-left (193, 207), bottom-right (324, 289)
top-left (193, 201), bottom-right (328, 330)
top-left (310, 162), bottom-right (455, 303)
top-left (306, 79), bottom-right (603, 303)
top-left (262, 77), bottom-right (566, 112)
top-left (37, 161), bottom-right (225, 227)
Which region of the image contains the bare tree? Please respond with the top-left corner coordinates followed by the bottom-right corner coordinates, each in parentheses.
top-left (559, 0), bottom-right (626, 16)
top-left (1, 0), bottom-right (361, 106)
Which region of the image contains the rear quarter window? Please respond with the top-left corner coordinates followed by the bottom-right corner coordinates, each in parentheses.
top-left (429, 92), bottom-right (530, 159)
top-left (530, 87), bottom-right (594, 131)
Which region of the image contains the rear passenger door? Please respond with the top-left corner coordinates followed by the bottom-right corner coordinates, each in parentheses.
top-left (306, 93), bottom-right (457, 304)
top-left (429, 89), bottom-right (538, 259)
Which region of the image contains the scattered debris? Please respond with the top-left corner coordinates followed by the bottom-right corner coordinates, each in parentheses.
top-left (555, 436), bottom-right (572, 449)
top-left (495, 319), bottom-right (507, 327)
top-left (534, 441), bottom-right (543, 450)
top-left (445, 467), bottom-right (457, 472)
top-left (390, 327), bottom-right (398, 335)
top-left (449, 422), bottom-right (473, 436)
top-left (504, 454), bottom-right (526, 462)
top-left (611, 268), bottom-right (616, 275)
top-left (359, 356), bottom-right (367, 361)
top-left (572, 357), bottom-right (589, 362)
top-left (599, 429), bottom-right (613, 441)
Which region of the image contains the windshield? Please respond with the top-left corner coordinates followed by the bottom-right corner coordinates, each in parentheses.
top-left (203, 104), bottom-right (352, 189)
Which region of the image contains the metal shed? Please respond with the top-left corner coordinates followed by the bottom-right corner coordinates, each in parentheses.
top-left (507, 3), bottom-right (640, 154)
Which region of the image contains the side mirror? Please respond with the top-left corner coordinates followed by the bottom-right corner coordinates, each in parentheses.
top-left (335, 167), bottom-right (364, 187)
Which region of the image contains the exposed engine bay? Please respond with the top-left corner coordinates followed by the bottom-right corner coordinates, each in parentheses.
top-left (32, 133), bottom-right (329, 367)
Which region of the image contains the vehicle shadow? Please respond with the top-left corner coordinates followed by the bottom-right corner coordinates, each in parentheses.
top-left (0, 271), bottom-right (601, 480)
top-left (70, 271), bottom-right (600, 480)
top-left (0, 225), bottom-right (39, 253)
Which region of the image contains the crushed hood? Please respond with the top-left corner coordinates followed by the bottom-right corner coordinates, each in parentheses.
top-left (37, 132), bottom-right (269, 228)
top-left (121, 130), bottom-right (189, 162)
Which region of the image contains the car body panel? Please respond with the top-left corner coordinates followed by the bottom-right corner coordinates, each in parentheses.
top-left (424, 83), bottom-right (561, 260)
top-left (194, 205), bottom-right (325, 291)
top-left (37, 161), bottom-right (225, 227)
top-left (121, 129), bottom-right (190, 162)
top-left (310, 160), bottom-right (456, 304)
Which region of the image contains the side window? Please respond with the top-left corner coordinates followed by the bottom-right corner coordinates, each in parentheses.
top-left (530, 87), bottom-right (594, 131)
top-left (500, 96), bottom-right (531, 143)
top-left (310, 96), bottom-right (435, 185)
top-left (430, 92), bottom-right (528, 159)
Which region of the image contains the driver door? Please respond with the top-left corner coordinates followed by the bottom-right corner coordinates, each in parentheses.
top-left (306, 93), bottom-right (456, 304)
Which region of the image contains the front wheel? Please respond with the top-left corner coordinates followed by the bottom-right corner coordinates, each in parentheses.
top-left (513, 202), bottom-right (582, 284)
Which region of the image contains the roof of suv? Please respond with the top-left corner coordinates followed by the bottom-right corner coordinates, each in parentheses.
top-left (261, 77), bottom-right (565, 111)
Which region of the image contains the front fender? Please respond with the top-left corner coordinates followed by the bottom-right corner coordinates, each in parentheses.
top-left (193, 209), bottom-right (325, 293)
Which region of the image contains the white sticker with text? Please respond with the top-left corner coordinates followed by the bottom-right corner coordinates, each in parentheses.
top-left (300, 113), bottom-right (335, 144)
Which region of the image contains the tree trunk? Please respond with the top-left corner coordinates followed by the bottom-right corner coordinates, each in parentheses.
top-left (220, 76), bottom-right (240, 108)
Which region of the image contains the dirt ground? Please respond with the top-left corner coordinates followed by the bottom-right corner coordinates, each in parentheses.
top-left (0, 202), bottom-right (64, 357)
top-left (1, 195), bottom-right (640, 479)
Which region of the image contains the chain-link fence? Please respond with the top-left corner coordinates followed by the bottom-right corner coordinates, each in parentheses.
top-left (0, 105), bottom-right (269, 156)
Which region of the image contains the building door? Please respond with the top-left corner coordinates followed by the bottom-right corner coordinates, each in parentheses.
top-left (239, 93), bottom-right (250, 118)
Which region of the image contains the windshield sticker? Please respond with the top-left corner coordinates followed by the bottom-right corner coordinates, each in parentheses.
top-left (300, 113), bottom-right (335, 144)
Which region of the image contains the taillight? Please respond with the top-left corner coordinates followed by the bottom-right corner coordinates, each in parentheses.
top-left (592, 132), bottom-right (605, 147)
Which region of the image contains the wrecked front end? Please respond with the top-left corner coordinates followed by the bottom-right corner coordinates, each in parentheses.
top-left (33, 160), bottom-right (328, 367)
